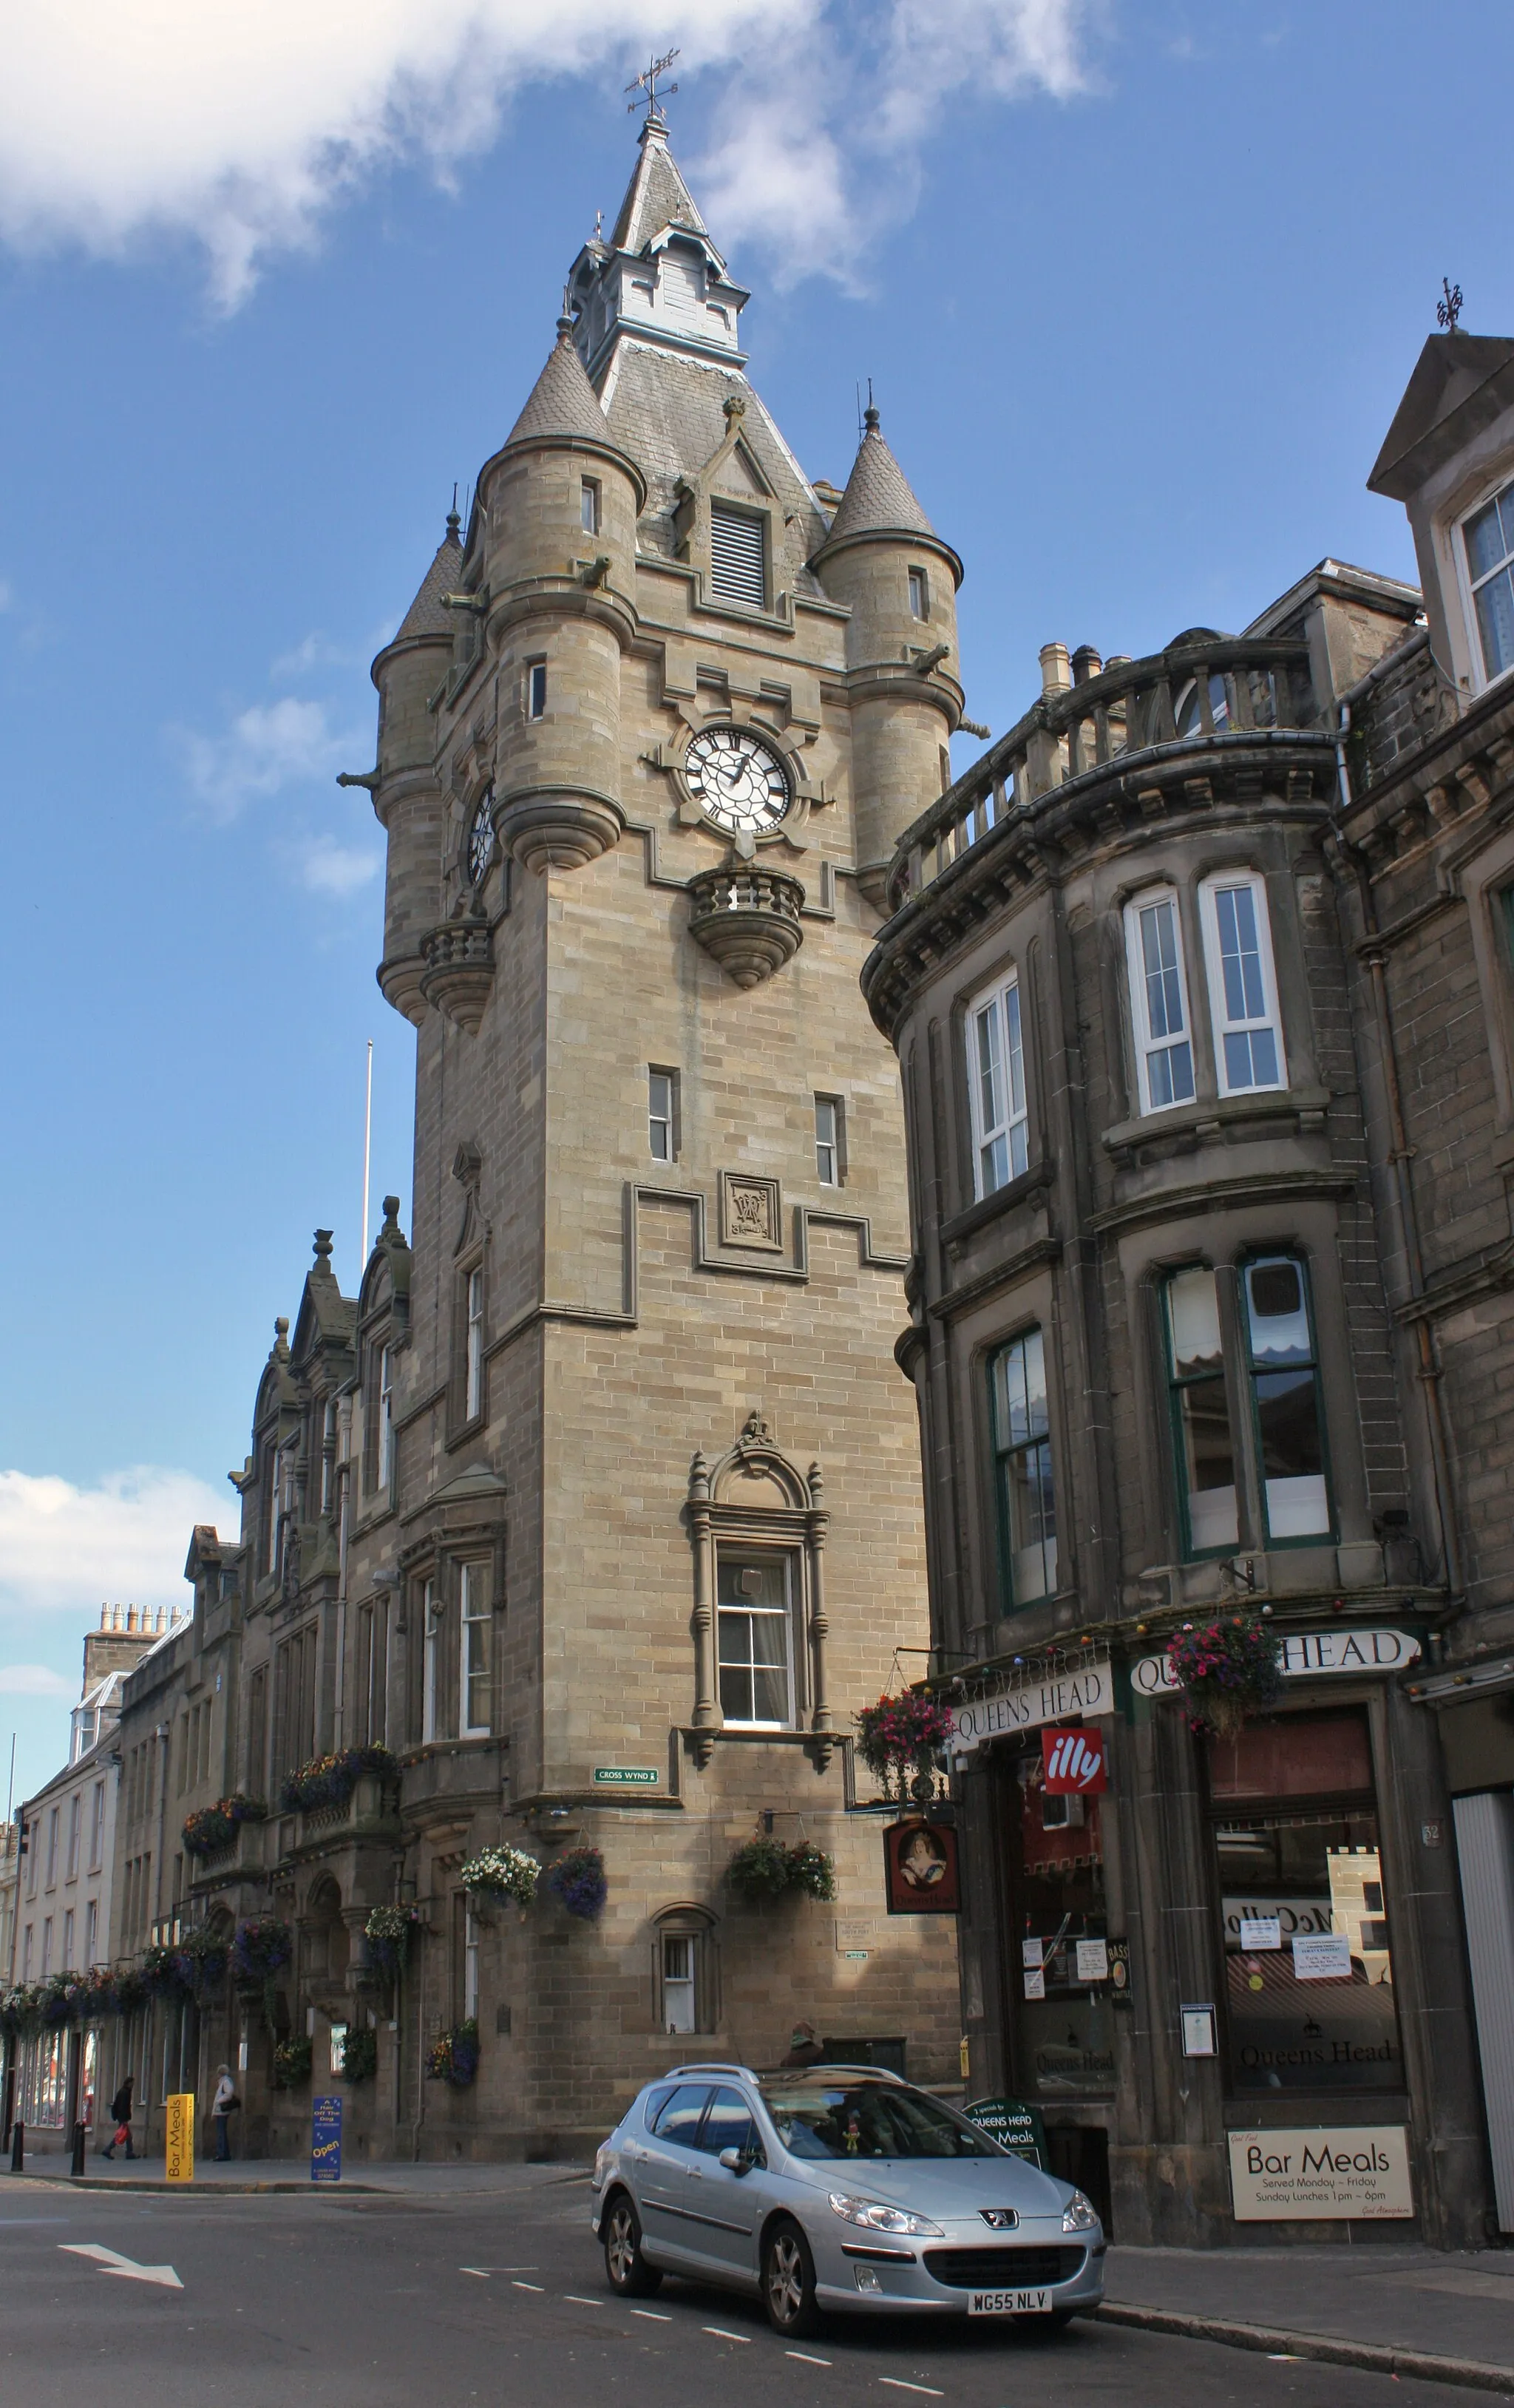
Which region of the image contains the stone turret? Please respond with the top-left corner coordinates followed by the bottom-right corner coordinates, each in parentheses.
top-left (811, 406), bottom-right (963, 906)
top-left (369, 515), bottom-right (461, 1022)
top-left (475, 318), bottom-right (647, 873)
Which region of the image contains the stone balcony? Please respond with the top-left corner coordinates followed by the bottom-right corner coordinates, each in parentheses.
top-left (420, 908), bottom-right (493, 1031)
top-left (687, 864), bottom-right (805, 988)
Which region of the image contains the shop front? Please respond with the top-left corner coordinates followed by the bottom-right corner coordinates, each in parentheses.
top-left (950, 1629), bottom-right (1487, 2248)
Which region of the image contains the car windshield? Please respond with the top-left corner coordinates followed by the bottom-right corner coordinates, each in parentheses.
top-left (757, 2075), bottom-right (1004, 2160)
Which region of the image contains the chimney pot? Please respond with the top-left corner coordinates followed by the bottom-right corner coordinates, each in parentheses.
top-left (1071, 645), bottom-right (1103, 685)
top-left (1039, 642), bottom-right (1072, 697)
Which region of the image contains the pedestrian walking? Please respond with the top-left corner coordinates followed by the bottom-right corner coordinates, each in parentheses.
top-left (101, 2075), bottom-right (135, 2160)
top-left (211, 2063), bottom-right (239, 2162)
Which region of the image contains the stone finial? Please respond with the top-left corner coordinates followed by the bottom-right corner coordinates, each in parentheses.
top-left (313, 1229), bottom-right (334, 1266)
top-left (272, 1317), bottom-right (291, 1357)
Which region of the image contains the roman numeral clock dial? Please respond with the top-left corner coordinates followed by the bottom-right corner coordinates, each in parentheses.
top-left (682, 726), bottom-right (792, 838)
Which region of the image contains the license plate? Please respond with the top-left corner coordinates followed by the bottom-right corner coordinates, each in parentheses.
top-left (968, 2288), bottom-right (1052, 2316)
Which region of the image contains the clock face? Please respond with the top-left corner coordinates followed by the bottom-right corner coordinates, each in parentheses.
top-left (466, 796), bottom-right (496, 886)
top-left (683, 725), bottom-right (791, 836)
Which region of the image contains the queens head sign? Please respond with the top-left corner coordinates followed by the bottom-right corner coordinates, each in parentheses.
top-left (947, 1655), bottom-right (1112, 1757)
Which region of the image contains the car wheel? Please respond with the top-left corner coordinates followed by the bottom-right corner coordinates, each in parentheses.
top-left (762, 2218), bottom-right (821, 2338)
top-left (602, 2192), bottom-right (662, 2297)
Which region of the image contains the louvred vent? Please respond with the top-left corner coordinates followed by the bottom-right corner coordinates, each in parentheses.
top-left (710, 503), bottom-right (765, 611)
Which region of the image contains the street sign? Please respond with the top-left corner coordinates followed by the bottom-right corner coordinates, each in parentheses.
top-left (964, 2095), bottom-right (1047, 2167)
top-left (164, 2093), bottom-right (194, 2184)
top-left (311, 2095), bottom-right (343, 2185)
top-left (592, 1767), bottom-right (659, 1786)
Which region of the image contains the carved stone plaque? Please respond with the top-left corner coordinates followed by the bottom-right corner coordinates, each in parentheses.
top-left (719, 1171), bottom-right (782, 1251)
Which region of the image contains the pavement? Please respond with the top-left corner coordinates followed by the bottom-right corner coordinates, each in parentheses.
top-left (2, 2160), bottom-right (1507, 2408)
top-left (10, 2144), bottom-right (1514, 2392)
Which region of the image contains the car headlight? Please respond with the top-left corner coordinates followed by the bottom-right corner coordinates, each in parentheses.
top-left (1062, 2191), bottom-right (1099, 2234)
top-left (828, 2191), bottom-right (944, 2238)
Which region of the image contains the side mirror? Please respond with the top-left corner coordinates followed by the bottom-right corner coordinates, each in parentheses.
top-left (719, 2146), bottom-right (763, 2175)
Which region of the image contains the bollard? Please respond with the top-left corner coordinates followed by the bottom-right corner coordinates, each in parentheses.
top-left (70, 2121), bottom-right (86, 2177)
top-left (8, 2120), bottom-right (21, 2173)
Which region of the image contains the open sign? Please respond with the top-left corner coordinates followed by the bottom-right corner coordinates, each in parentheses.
top-left (1042, 1726), bottom-right (1107, 1794)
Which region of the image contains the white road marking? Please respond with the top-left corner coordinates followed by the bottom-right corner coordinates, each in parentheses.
top-left (787, 2350), bottom-right (832, 2365)
top-left (59, 2244), bottom-right (183, 2292)
top-left (702, 2327), bottom-right (751, 2343)
top-left (460, 2268), bottom-right (490, 2279)
top-left (878, 2384), bottom-right (943, 2398)
top-left (631, 2309), bottom-right (673, 2321)
top-left (563, 2294), bottom-right (603, 2306)
top-left (512, 2280), bottom-right (546, 2291)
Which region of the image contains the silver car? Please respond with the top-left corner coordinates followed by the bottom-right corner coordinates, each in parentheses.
top-left (591, 2062), bottom-right (1105, 2339)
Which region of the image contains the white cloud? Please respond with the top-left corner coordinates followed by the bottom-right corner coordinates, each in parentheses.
top-left (0, 1), bottom-right (1087, 305)
top-left (0, 1664), bottom-right (75, 1698)
top-left (296, 835), bottom-right (382, 895)
top-left (175, 695), bottom-right (358, 821)
top-left (0, 1467), bottom-right (233, 1622)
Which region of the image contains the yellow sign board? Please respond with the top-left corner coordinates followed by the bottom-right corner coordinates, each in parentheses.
top-left (165, 2092), bottom-right (194, 2184)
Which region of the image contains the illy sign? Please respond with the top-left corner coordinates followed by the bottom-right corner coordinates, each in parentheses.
top-left (1042, 1726), bottom-right (1107, 1794)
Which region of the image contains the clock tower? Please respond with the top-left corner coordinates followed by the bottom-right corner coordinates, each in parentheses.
top-left (357, 108), bottom-right (965, 2148)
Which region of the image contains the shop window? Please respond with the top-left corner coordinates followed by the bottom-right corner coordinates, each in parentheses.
top-left (1004, 1739), bottom-right (1114, 2100)
top-left (989, 1330), bottom-right (1057, 1607)
top-left (1162, 1267), bottom-right (1238, 1554)
top-left (1123, 887), bottom-right (1196, 1112)
top-left (716, 1550), bottom-right (794, 1726)
top-left (1206, 1709), bottom-right (1402, 2096)
top-left (1198, 872), bottom-right (1286, 1096)
top-left (1243, 1255), bottom-right (1331, 1542)
top-left (966, 971), bottom-right (1029, 1197)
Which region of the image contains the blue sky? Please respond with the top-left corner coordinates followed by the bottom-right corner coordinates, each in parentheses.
top-left (1, 0), bottom-right (1509, 1805)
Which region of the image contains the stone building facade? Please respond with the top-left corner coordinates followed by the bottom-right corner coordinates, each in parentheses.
top-left (129, 113), bottom-right (961, 2160)
top-left (859, 325), bottom-right (1514, 2249)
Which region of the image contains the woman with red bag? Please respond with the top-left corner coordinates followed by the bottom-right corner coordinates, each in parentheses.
top-left (100, 2074), bottom-right (135, 2160)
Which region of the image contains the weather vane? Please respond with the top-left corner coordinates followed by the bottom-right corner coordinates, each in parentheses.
top-left (627, 47), bottom-right (679, 119)
top-left (1438, 277), bottom-right (1463, 331)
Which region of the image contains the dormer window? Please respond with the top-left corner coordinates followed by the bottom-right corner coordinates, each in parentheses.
top-left (710, 501), bottom-right (765, 611)
top-left (1464, 475), bottom-right (1514, 684)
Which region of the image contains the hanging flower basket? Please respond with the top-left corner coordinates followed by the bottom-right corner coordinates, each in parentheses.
top-left (180, 1925), bottom-right (229, 1998)
top-left (341, 2025), bottom-right (378, 2083)
top-left (183, 1794), bottom-right (267, 1860)
top-left (112, 1967), bottom-right (147, 2018)
top-left (458, 1845), bottom-right (540, 1910)
top-left (1167, 1611), bottom-right (1283, 1740)
top-left (140, 1946), bottom-right (192, 2004)
top-left (427, 2018), bottom-right (480, 2088)
top-left (727, 1834), bottom-right (838, 1903)
top-left (230, 1914), bottom-right (293, 2030)
top-left (0, 1984), bottom-right (38, 2041)
top-left (278, 1745), bottom-right (398, 1814)
top-left (77, 1967), bottom-right (121, 2020)
top-left (272, 2037), bottom-right (313, 2089)
top-left (855, 1691), bottom-right (954, 1802)
top-left (362, 1903), bottom-right (424, 1982)
top-left (546, 1847), bottom-right (607, 1922)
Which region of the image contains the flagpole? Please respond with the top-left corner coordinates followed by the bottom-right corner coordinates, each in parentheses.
top-left (360, 1039), bottom-right (373, 1284)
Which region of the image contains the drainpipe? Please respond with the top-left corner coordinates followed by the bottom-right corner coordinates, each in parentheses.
top-left (1331, 702), bottom-right (1464, 1598)
top-left (333, 1391), bottom-right (353, 1754)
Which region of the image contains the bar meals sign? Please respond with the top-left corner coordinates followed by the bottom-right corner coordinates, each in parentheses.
top-left (1228, 2125), bottom-right (1413, 2221)
top-left (1133, 1627), bottom-right (1421, 1699)
top-left (948, 1657), bottom-right (1112, 1756)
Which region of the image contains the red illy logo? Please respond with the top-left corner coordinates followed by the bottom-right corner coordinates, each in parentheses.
top-left (1042, 1726), bottom-right (1107, 1794)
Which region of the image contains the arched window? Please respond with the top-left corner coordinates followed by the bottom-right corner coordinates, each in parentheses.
top-left (652, 1905), bottom-right (719, 2037)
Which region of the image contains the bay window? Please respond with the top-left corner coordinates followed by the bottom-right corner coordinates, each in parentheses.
top-left (1162, 1267), bottom-right (1239, 1553)
top-left (460, 1561), bottom-right (492, 1737)
top-left (967, 971), bottom-right (1029, 1196)
top-left (1124, 889), bottom-right (1195, 1111)
top-left (1198, 872), bottom-right (1286, 1095)
top-left (1464, 474), bottom-right (1514, 685)
top-left (990, 1329), bottom-right (1057, 1606)
top-left (1243, 1253), bottom-right (1331, 1541)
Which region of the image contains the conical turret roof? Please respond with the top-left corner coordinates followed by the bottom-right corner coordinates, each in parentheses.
top-left (506, 318), bottom-right (612, 447)
top-left (611, 113), bottom-right (708, 254)
top-left (822, 407), bottom-right (937, 546)
top-left (392, 514), bottom-right (463, 642)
